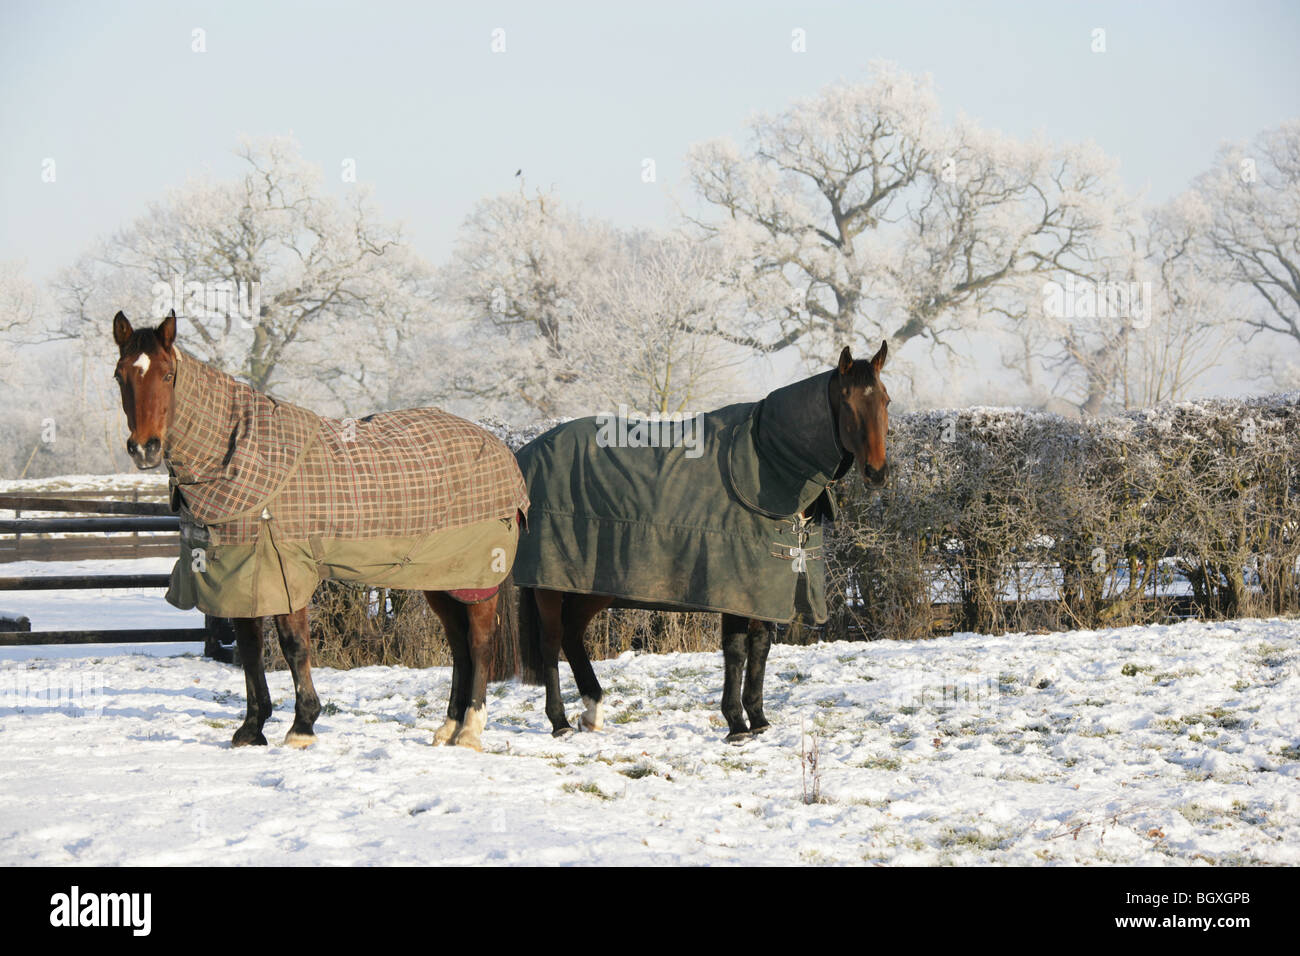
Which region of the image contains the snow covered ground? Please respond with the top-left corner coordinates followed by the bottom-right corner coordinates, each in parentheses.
top-left (1, 617), bottom-right (1296, 866)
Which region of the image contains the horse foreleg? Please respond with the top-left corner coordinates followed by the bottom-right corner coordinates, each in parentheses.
top-left (720, 614), bottom-right (751, 743)
top-left (742, 620), bottom-right (772, 735)
top-left (274, 608), bottom-right (321, 749)
top-left (232, 617), bottom-right (272, 747)
top-left (425, 591), bottom-right (470, 746)
top-left (534, 589), bottom-right (572, 737)
top-left (562, 595), bottom-right (614, 731)
top-left (448, 598), bottom-right (496, 752)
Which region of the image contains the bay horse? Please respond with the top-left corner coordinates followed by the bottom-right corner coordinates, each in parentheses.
top-left (112, 310), bottom-right (528, 751)
top-left (511, 343), bottom-right (889, 742)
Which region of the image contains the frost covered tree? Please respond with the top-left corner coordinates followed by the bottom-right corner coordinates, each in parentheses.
top-left (1187, 121), bottom-right (1300, 351)
top-left (439, 190), bottom-right (743, 419)
top-left (1005, 198), bottom-right (1235, 416)
top-left (686, 62), bottom-right (1128, 370)
top-left (565, 233), bottom-right (749, 415)
top-left (55, 136), bottom-right (437, 415)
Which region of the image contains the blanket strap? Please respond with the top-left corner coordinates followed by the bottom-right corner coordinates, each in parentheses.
top-left (770, 514), bottom-right (821, 573)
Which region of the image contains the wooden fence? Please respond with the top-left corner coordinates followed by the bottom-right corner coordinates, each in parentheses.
top-left (0, 492), bottom-right (234, 660)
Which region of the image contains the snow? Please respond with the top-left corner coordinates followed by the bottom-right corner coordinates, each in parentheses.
top-left (1, 616), bottom-right (1296, 865)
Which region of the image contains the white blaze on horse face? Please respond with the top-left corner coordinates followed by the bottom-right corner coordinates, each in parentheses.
top-left (133, 353), bottom-right (151, 377)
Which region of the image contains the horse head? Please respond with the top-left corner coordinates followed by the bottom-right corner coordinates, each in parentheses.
top-left (831, 341), bottom-right (890, 487)
top-left (112, 309), bottom-right (178, 470)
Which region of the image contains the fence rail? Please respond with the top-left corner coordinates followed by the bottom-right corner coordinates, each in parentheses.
top-left (0, 492), bottom-right (230, 659)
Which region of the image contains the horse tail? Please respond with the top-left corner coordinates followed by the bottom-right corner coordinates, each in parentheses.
top-left (514, 585), bottom-right (545, 685)
top-left (487, 570), bottom-right (519, 682)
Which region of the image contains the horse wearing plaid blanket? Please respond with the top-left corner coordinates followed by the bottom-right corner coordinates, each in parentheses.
top-left (112, 311), bottom-right (530, 751)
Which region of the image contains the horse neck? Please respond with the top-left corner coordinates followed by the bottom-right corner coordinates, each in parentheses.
top-left (164, 349), bottom-right (241, 474)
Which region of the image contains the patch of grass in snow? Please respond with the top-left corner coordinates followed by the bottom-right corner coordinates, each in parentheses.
top-left (1277, 744), bottom-right (1300, 762)
top-left (938, 826), bottom-right (1008, 851)
top-left (779, 670), bottom-right (812, 684)
top-left (619, 766), bottom-right (655, 780)
top-left (816, 697), bottom-right (839, 708)
top-left (321, 701), bottom-right (342, 717)
top-left (563, 782), bottom-right (612, 800)
top-left (1178, 803), bottom-right (1215, 826)
top-left (856, 755), bottom-right (902, 771)
top-left (202, 719), bottom-right (232, 729)
top-left (611, 701), bottom-right (645, 724)
top-left (718, 756), bottom-right (754, 773)
top-left (1121, 662), bottom-right (1149, 677)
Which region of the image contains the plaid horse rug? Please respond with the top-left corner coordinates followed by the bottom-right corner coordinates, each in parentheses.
top-left (512, 371), bottom-right (850, 624)
top-left (164, 350), bottom-right (529, 618)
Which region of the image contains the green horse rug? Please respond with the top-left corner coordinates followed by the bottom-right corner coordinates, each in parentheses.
top-left (511, 369), bottom-right (852, 625)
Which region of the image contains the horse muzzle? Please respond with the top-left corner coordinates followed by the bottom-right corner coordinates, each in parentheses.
top-left (127, 437), bottom-right (163, 470)
top-left (863, 462), bottom-right (888, 487)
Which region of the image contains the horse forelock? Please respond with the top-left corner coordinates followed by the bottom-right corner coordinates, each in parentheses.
top-left (121, 327), bottom-right (165, 359)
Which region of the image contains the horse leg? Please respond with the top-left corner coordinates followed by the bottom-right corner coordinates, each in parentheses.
top-left (424, 591), bottom-right (470, 746)
top-left (274, 607), bottom-right (322, 748)
top-left (448, 597), bottom-right (497, 752)
top-left (562, 594), bottom-right (614, 731)
top-left (534, 589), bottom-right (572, 737)
top-left (742, 619), bottom-right (772, 735)
top-left (720, 613), bottom-right (751, 743)
top-left (231, 617), bottom-right (272, 747)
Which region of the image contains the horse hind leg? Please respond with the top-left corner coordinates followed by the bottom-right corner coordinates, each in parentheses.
top-left (720, 614), bottom-right (751, 743)
top-left (232, 617), bottom-right (273, 747)
top-left (742, 620), bottom-right (773, 735)
top-left (562, 595), bottom-right (614, 731)
top-left (274, 607), bottom-right (322, 749)
top-left (447, 597), bottom-right (497, 752)
top-left (534, 589), bottom-right (572, 737)
top-left (424, 591), bottom-right (471, 746)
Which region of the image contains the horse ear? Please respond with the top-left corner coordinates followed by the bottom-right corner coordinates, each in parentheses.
top-left (113, 311), bottom-right (133, 350)
top-left (838, 346), bottom-right (854, 376)
top-left (871, 339), bottom-right (888, 371)
top-left (157, 310), bottom-right (176, 351)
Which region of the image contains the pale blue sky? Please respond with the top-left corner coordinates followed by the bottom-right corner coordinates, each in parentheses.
top-left (2, 0), bottom-right (1298, 283)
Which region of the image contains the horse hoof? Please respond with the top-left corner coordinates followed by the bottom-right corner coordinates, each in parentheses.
top-left (748, 721), bottom-right (770, 736)
top-left (552, 725), bottom-right (575, 739)
top-left (283, 731), bottom-right (315, 749)
top-left (725, 730), bottom-right (752, 745)
top-left (432, 719), bottom-right (461, 746)
top-left (232, 729), bottom-right (268, 747)
top-left (571, 713), bottom-right (603, 733)
top-left (451, 731), bottom-right (483, 752)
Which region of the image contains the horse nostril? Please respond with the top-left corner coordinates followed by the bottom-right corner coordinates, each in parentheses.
top-left (144, 438), bottom-right (160, 456)
top-left (126, 439), bottom-right (138, 456)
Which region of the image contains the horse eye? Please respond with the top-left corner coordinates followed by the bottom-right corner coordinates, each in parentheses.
top-left (163, 372), bottom-right (174, 383)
